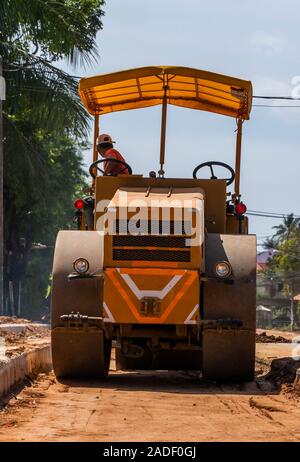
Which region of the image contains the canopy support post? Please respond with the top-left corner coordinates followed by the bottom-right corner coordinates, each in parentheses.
top-left (92, 114), bottom-right (99, 184)
top-left (159, 85), bottom-right (168, 177)
top-left (93, 114), bottom-right (99, 163)
top-left (234, 117), bottom-right (243, 197)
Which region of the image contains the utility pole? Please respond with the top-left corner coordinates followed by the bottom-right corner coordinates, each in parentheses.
top-left (0, 56), bottom-right (4, 315)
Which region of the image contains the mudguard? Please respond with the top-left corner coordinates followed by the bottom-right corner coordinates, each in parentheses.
top-left (202, 234), bottom-right (256, 381)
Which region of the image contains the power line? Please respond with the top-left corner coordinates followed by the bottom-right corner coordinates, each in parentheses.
top-left (252, 209), bottom-right (300, 216)
top-left (249, 209), bottom-right (291, 215)
top-left (252, 95), bottom-right (300, 108)
top-left (247, 209), bottom-right (300, 219)
top-left (247, 213), bottom-right (300, 219)
top-left (253, 95), bottom-right (300, 100)
top-left (253, 104), bottom-right (300, 108)
top-left (249, 214), bottom-right (298, 220)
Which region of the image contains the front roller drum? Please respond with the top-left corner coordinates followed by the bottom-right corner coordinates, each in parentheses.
top-left (52, 327), bottom-right (111, 378)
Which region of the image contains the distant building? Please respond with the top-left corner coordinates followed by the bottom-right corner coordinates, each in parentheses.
top-left (256, 249), bottom-right (290, 327)
top-left (256, 249), bottom-right (276, 272)
top-left (256, 305), bottom-right (272, 328)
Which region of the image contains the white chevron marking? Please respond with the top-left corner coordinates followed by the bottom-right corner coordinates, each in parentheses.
top-left (117, 270), bottom-right (184, 300)
top-left (184, 304), bottom-right (199, 325)
top-left (103, 301), bottom-right (116, 323)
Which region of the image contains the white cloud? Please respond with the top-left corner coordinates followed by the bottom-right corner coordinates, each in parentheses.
top-left (249, 31), bottom-right (287, 55)
top-left (253, 76), bottom-right (291, 96)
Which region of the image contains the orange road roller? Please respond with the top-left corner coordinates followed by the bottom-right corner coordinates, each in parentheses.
top-left (51, 66), bottom-right (256, 382)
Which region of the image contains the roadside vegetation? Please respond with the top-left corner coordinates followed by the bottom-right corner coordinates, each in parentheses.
top-left (1, 0), bottom-right (105, 317)
top-left (261, 214), bottom-right (300, 330)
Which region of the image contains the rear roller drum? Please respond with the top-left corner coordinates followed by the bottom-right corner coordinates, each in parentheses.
top-left (116, 347), bottom-right (202, 371)
top-left (115, 347), bottom-right (153, 370)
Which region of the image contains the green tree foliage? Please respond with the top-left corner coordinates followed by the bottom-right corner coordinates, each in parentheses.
top-left (1, 0), bottom-right (105, 316)
top-left (272, 232), bottom-right (300, 327)
top-left (272, 213), bottom-right (300, 244)
top-left (1, 0), bottom-right (105, 135)
top-left (0, 0), bottom-right (104, 64)
top-left (263, 226), bottom-right (300, 329)
top-left (17, 135), bottom-right (88, 318)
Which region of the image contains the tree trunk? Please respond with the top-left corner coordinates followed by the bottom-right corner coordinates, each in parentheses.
top-left (0, 57), bottom-right (3, 315)
top-left (17, 280), bottom-right (22, 316)
top-left (9, 280), bottom-right (15, 316)
top-left (290, 298), bottom-right (299, 331)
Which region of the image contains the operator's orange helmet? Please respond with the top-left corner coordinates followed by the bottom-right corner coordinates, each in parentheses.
top-left (96, 134), bottom-right (116, 145)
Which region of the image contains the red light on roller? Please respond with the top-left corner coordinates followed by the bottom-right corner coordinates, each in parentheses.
top-left (235, 202), bottom-right (247, 215)
top-left (74, 199), bottom-right (85, 210)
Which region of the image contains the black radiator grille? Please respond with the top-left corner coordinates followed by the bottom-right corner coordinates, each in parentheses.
top-left (112, 248), bottom-right (191, 262)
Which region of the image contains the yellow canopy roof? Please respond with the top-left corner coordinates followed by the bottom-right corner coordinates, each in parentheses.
top-left (78, 66), bottom-right (252, 119)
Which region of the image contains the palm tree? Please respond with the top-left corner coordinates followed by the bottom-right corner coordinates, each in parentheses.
top-left (272, 214), bottom-right (300, 242)
top-left (262, 236), bottom-right (278, 250)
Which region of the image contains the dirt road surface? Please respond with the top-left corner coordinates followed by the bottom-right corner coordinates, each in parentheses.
top-left (0, 333), bottom-right (300, 442)
top-left (1, 369), bottom-right (300, 442)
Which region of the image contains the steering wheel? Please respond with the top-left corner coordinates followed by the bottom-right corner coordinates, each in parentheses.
top-left (89, 157), bottom-right (132, 178)
top-left (193, 161), bottom-right (235, 186)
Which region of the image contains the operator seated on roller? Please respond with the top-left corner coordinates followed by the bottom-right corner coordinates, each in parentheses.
top-left (96, 134), bottom-right (130, 175)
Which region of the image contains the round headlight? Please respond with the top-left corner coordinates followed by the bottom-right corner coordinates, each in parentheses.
top-left (214, 261), bottom-right (231, 278)
top-left (73, 258), bottom-right (89, 274)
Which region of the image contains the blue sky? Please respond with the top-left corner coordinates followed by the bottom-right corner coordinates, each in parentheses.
top-left (61, 0), bottom-right (300, 245)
